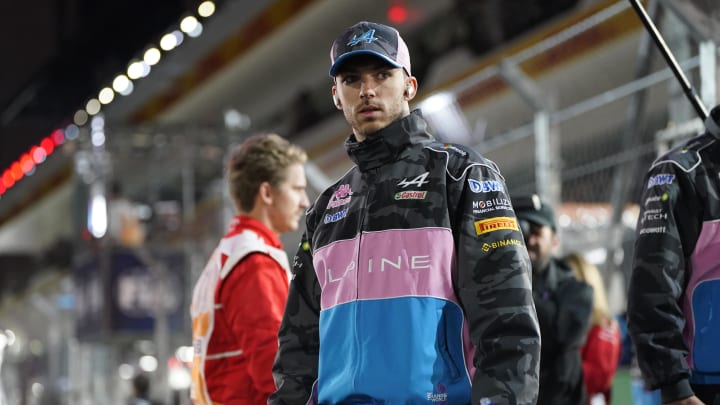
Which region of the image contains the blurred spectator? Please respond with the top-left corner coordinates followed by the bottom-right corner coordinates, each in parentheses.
top-left (108, 180), bottom-right (145, 247)
top-left (564, 253), bottom-right (622, 405)
top-left (128, 373), bottom-right (161, 405)
top-left (513, 194), bottom-right (594, 405)
top-left (190, 134), bottom-right (309, 405)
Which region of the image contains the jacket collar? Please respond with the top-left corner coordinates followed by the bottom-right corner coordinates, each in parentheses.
top-left (344, 109), bottom-right (433, 171)
top-left (226, 215), bottom-right (282, 248)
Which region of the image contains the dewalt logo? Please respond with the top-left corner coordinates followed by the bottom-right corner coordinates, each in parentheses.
top-left (474, 216), bottom-right (519, 236)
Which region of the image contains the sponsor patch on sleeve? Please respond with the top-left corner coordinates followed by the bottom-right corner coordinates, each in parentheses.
top-left (647, 173), bottom-right (675, 188)
top-left (482, 239), bottom-right (523, 252)
top-left (474, 216), bottom-right (519, 236)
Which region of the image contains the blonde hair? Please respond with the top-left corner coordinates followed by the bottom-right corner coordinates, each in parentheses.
top-left (564, 252), bottom-right (614, 328)
top-left (227, 133), bottom-right (307, 212)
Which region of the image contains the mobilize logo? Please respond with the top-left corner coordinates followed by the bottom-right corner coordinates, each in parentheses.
top-left (397, 172), bottom-right (429, 188)
top-left (472, 198), bottom-right (511, 209)
top-left (326, 254), bottom-right (432, 283)
top-left (474, 217), bottom-right (519, 236)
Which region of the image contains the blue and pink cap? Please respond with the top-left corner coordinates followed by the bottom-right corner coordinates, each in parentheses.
top-left (329, 21), bottom-right (411, 77)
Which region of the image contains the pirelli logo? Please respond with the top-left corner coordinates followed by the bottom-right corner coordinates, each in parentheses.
top-left (474, 217), bottom-right (519, 236)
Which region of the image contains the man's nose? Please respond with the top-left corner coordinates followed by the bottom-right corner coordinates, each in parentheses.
top-left (359, 79), bottom-right (377, 98)
top-left (300, 191), bottom-right (310, 209)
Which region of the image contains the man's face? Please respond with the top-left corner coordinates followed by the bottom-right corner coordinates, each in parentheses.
top-left (267, 163), bottom-right (310, 234)
top-left (520, 220), bottom-right (558, 275)
top-left (332, 55), bottom-right (415, 141)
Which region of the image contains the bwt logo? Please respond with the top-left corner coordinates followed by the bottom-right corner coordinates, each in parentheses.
top-left (324, 209), bottom-right (348, 224)
top-left (468, 179), bottom-right (503, 193)
top-left (647, 174), bottom-right (675, 188)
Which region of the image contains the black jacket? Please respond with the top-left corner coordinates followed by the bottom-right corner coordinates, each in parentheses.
top-left (271, 110), bottom-right (541, 405)
top-left (628, 109), bottom-right (720, 403)
top-left (533, 258), bottom-right (593, 405)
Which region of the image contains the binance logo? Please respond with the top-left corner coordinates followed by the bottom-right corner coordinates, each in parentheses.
top-left (482, 239), bottom-right (523, 252)
top-left (474, 217), bottom-right (519, 236)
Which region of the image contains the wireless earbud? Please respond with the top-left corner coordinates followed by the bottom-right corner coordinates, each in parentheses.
top-left (332, 94), bottom-right (341, 108)
top-left (405, 85), bottom-right (414, 97)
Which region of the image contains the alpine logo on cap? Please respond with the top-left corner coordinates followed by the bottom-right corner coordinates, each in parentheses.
top-left (347, 29), bottom-right (378, 46)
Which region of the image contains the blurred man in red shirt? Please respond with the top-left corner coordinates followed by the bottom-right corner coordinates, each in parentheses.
top-left (190, 134), bottom-right (309, 404)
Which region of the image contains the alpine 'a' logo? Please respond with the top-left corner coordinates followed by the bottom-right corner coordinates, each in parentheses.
top-left (397, 172), bottom-right (429, 188)
top-left (347, 29), bottom-right (378, 46)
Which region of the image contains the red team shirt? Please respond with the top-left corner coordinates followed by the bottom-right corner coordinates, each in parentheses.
top-left (581, 322), bottom-right (622, 404)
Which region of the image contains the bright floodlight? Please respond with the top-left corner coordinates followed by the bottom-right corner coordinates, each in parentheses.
top-left (127, 61), bottom-right (145, 79)
top-left (73, 110), bottom-right (89, 126)
top-left (85, 99), bottom-right (101, 116)
top-left (175, 346), bottom-right (193, 363)
top-left (139, 355), bottom-right (158, 372)
top-left (118, 364), bottom-right (134, 380)
top-left (144, 47), bottom-right (161, 66)
top-left (198, 1), bottom-right (215, 17)
top-left (88, 187), bottom-right (107, 238)
top-left (180, 16), bottom-right (199, 34)
top-left (160, 32), bottom-right (178, 51)
top-left (172, 30), bottom-right (184, 47)
top-left (65, 124), bottom-right (80, 140)
top-left (98, 87), bottom-right (115, 104)
top-left (92, 131), bottom-right (105, 147)
top-left (112, 74), bottom-right (131, 93)
top-left (188, 22), bottom-right (203, 38)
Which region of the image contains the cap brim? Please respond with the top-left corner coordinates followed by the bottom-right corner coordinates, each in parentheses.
top-left (516, 212), bottom-right (555, 229)
top-left (329, 50), bottom-right (403, 77)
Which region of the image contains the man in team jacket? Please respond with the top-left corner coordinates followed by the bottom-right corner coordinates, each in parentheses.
top-left (270, 21), bottom-right (540, 405)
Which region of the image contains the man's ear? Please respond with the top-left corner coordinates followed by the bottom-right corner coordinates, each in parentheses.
top-left (331, 87), bottom-right (341, 109)
top-left (551, 231), bottom-right (561, 252)
top-left (404, 76), bottom-right (418, 100)
top-left (258, 182), bottom-right (273, 206)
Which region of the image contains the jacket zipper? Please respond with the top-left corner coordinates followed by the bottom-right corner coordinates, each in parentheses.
top-left (352, 169), bottom-right (375, 391)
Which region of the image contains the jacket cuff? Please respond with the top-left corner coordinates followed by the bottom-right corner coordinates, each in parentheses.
top-left (660, 378), bottom-right (694, 403)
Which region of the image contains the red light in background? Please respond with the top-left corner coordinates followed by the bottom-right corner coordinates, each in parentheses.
top-left (10, 162), bottom-right (24, 180)
top-left (41, 137), bottom-right (55, 155)
top-left (20, 153), bottom-right (35, 174)
top-left (387, 5), bottom-right (408, 24)
top-left (52, 129), bottom-right (65, 145)
top-left (0, 182), bottom-right (5, 195)
top-left (31, 146), bottom-right (47, 164)
top-left (3, 170), bottom-right (16, 187)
